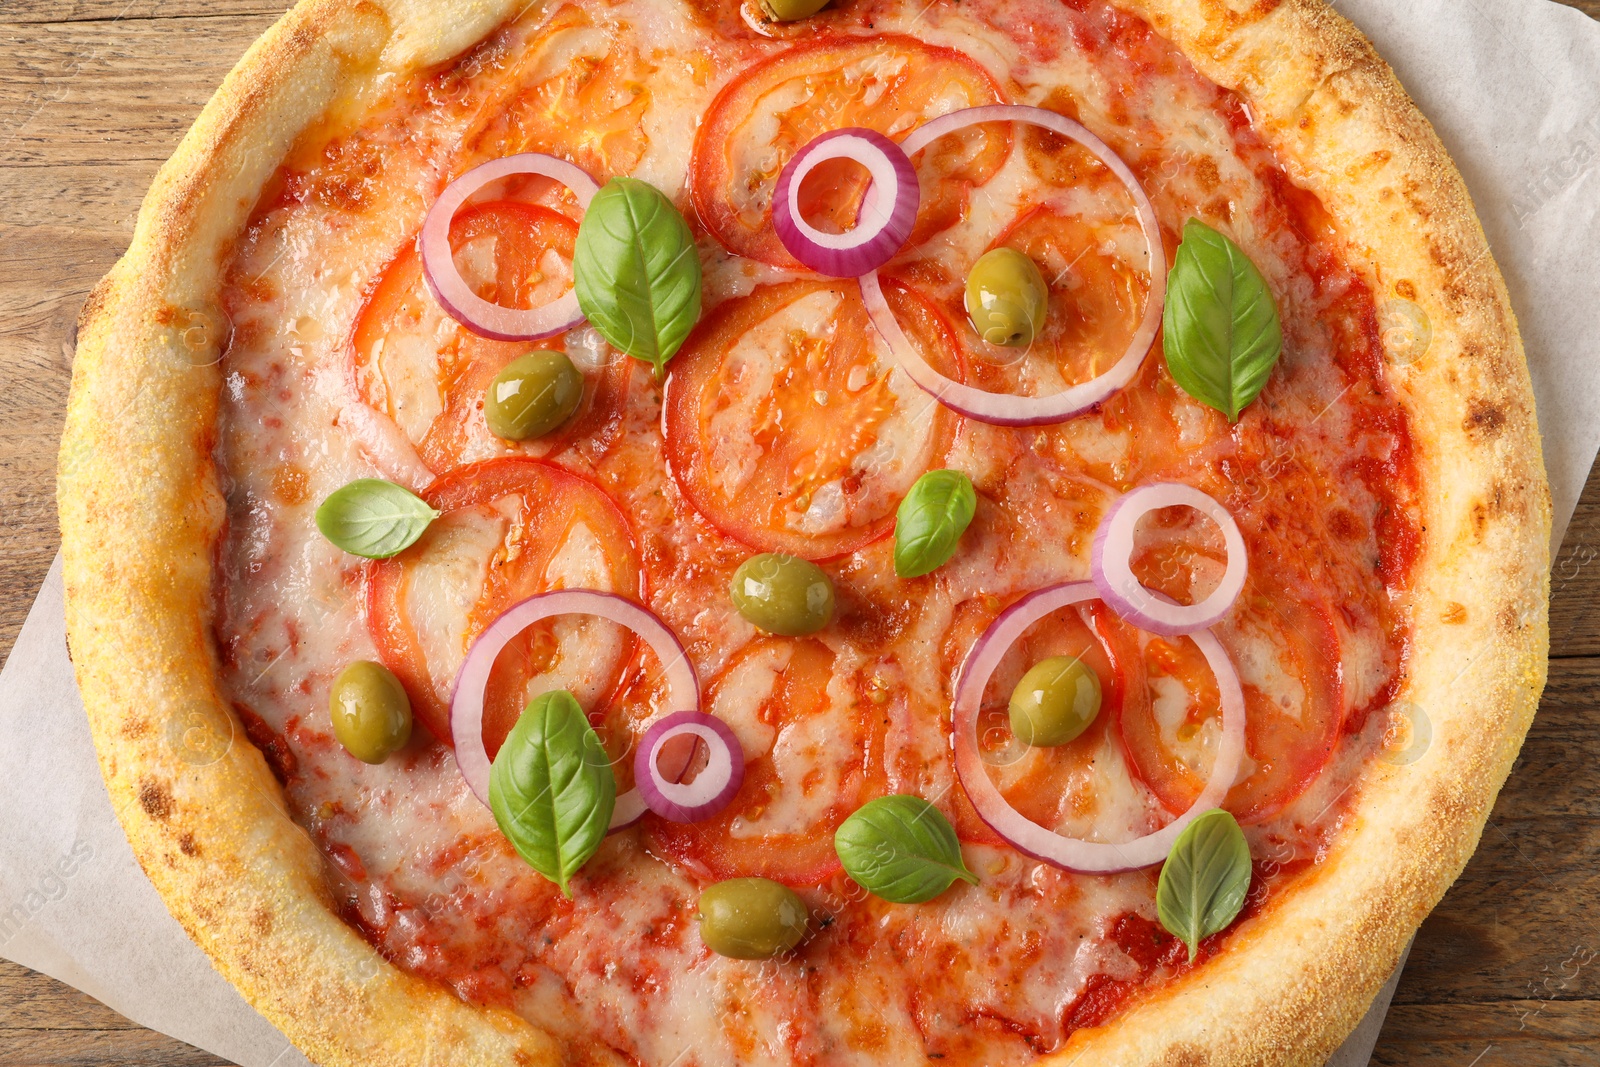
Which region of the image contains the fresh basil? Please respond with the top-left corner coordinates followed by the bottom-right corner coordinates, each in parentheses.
top-left (314, 479), bottom-right (439, 559)
top-left (894, 469), bottom-right (977, 578)
top-left (1161, 218), bottom-right (1283, 421)
top-left (1156, 808), bottom-right (1252, 962)
top-left (835, 795), bottom-right (978, 904)
top-left (573, 177), bottom-right (702, 378)
top-left (489, 689), bottom-right (616, 897)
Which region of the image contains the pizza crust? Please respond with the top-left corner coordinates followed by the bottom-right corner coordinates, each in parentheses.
top-left (57, 1), bottom-right (1549, 1064)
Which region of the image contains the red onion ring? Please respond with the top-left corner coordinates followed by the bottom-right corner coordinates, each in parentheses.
top-left (449, 590), bottom-right (699, 833)
top-left (1090, 483), bottom-right (1247, 636)
top-left (772, 127), bottom-right (919, 277)
top-left (952, 581), bottom-right (1246, 873)
top-left (420, 153), bottom-right (597, 341)
top-left (634, 711), bottom-right (745, 822)
top-left (861, 104), bottom-right (1167, 426)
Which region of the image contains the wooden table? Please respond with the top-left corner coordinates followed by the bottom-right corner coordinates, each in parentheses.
top-left (2, 1), bottom-right (1598, 1063)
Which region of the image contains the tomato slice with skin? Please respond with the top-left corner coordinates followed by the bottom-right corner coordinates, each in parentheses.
top-left (1110, 565), bottom-right (1344, 824)
top-left (663, 279), bottom-right (963, 560)
top-left (645, 637), bottom-right (884, 886)
top-left (691, 35), bottom-right (1008, 267)
top-left (352, 199), bottom-right (630, 474)
top-left (366, 458), bottom-right (643, 751)
top-left (456, 8), bottom-right (653, 180)
top-left (940, 596), bottom-right (1130, 846)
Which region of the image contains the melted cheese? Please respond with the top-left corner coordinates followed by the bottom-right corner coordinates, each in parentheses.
top-left (211, 1), bottom-right (1417, 1063)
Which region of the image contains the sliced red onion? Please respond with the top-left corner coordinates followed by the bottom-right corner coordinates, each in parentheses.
top-left (420, 153), bottom-right (597, 341)
top-left (449, 590), bottom-right (699, 833)
top-left (1090, 483), bottom-right (1247, 637)
top-left (952, 581), bottom-right (1246, 873)
top-left (772, 127), bottom-right (919, 277)
top-left (861, 104), bottom-right (1167, 426)
top-left (634, 711), bottom-right (744, 822)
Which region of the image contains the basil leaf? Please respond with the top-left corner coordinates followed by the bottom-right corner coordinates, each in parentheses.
top-left (835, 795), bottom-right (978, 904)
top-left (573, 177), bottom-right (702, 378)
top-left (314, 479), bottom-right (439, 559)
top-left (1156, 808), bottom-right (1252, 962)
top-left (1161, 218), bottom-right (1283, 421)
top-left (489, 689), bottom-right (616, 897)
top-left (894, 469), bottom-right (977, 578)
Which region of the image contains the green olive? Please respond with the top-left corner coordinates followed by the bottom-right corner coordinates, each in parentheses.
top-left (729, 553), bottom-right (835, 636)
top-left (1008, 655), bottom-right (1102, 747)
top-left (697, 878), bottom-right (809, 959)
top-left (965, 247), bottom-right (1049, 348)
top-left (483, 351), bottom-right (583, 440)
top-left (329, 661), bottom-right (413, 764)
top-left (759, 0), bottom-right (831, 21)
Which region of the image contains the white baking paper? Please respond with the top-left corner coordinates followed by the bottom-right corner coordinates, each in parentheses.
top-left (2, 1), bottom-right (1597, 1064)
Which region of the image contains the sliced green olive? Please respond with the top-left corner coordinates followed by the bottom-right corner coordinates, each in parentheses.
top-left (759, 0), bottom-right (831, 21)
top-left (697, 878), bottom-right (809, 959)
top-left (1008, 655), bottom-right (1101, 747)
top-left (730, 553), bottom-right (834, 636)
top-left (965, 247), bottom-right (1048, 348)
top-left (330, 660), bottom-right (413, 764)
top-left (484, 350), bottom-right (583, 440)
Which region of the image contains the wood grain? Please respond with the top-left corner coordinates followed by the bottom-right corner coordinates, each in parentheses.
top-left (0, 1), bottom-right (1596, 1065)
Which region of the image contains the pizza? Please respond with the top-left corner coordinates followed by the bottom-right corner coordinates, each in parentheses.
top-left (56, 0), bottom-right (1551, 1064)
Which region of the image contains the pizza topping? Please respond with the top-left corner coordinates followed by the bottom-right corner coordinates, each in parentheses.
top-left (314, 478), bottom-right (440, 559)
top-left (483, 351), bottom-right (583, 440)
top-left (696, 877), bottom-right (810, 959)
top-left (635, 710), bottom-right (746, 822)
top-left (690, 35), bottom-right (1007, 267)
top-left (833, 795), bottom-right (977, 904)
top-left (953, 581), bottom-right (1246, 873)
top-left (366, 459), bottom-right (642, 749)
top-left (1162, 219), bottom-right (1285, 422)
top-left (729, 553), bottom-right (837, 636)
top-left (421, 153), bottom-right (597, 341)
top-left (1090, 483), bottom-right (1247, 636)
top-left (893, 469), bottom-right (977, 578)
top-left (772, 127), bottom-right (919, 277)
top-left (328, 660), bottom-right (414, 765)
top-left (858, 104), bottom-right (1165, 426)
top-left (451, 589), bottom-right (699, 825)
top-left (1153, 808), bottom-right (1251, 962)
top-left (572, 177), bottom-right (703, 378)
top-left (964, 248), bottom-right (1049, 349)
top-left (760, 0), bottom-right (832, 22)
top-left (663, 279), bottom-right (961, 559)
top-left (489, 689), bottom-right (617, 897)
top-left (1008, 654), bottom-right (1102, 748)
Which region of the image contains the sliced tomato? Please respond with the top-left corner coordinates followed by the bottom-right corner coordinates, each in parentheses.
top-left (691, 35), bottom-right (1008, 266)
top-left (1110, 566), bottom-right (1344, 824)
top-left (351, 199), bottom-right (630, 473)
top-left (457, 8), bottom-right (652, 180)
top-left (939, 596), bottom-right (1129, 845)
top-left (973, 206), bottom-right (1150, 394)
top-left (644, 637), bottom-right (884, 886)
top-left (663, 279), bottom-right (962, 560)
top-left (366, 458), bottom-right (642, 749)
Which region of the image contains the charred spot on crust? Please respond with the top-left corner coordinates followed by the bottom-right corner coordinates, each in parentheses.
top-left (138, 778), bottom-right (174, 822)
top-left (178, 832), bottom-right (201, 857)
top-left (250, 908), bottom-right (274, 936)
top-left (1464, 398), bottom-right (1506, 438)
top-left (1395, 279), bottom-right (1418, 300)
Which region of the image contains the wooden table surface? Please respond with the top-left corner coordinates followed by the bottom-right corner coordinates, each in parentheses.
top-left (2, 1), bottom-right (1599, 1064)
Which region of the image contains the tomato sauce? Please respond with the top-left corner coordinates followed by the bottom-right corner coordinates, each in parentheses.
top-left (210, 0), bottom-right (1420, 1063)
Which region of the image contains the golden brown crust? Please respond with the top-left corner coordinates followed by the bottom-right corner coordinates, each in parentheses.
top-left (58, 0), bottom-right (1549, 1065)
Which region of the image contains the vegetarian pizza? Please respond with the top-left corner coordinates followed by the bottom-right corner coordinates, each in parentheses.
top-left (57, 0), bottom-right (1551, 1064)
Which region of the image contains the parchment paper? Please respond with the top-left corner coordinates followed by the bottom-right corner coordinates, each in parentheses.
top-left (3, 0), bottom-right (1598, 1064)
